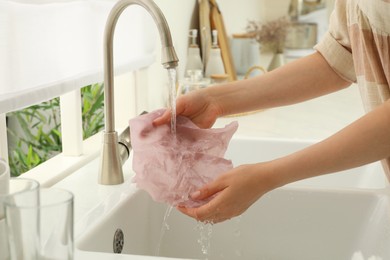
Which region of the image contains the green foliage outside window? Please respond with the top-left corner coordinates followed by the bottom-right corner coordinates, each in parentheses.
top-left (7, 83), bottom-right (105, 177)
top-left (81, 83), bottom-right (105, 139)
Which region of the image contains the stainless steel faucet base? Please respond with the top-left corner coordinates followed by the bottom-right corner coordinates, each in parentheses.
top-left (99, 132), bottom-right (124, 185)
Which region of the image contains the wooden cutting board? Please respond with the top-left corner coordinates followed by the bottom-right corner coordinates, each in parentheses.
top-left (198, 0), bottom-right (212, 68)
top-left (209, 0), bottom-right (237, 81)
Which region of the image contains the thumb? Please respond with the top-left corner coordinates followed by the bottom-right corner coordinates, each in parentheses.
top-left (190, 180), bottom-right (226, 200)
top-left (152, 109), bottom-right (171, 126)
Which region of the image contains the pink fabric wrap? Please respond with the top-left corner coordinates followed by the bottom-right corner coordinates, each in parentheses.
top-left (129, 109), bottom-right (238, 207)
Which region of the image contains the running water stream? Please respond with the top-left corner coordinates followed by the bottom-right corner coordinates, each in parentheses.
top-left (155, 208), bottom-right (214, 260)
top-left (155, 68), bottom-right (214, 260)
top-left (155, 206), bottom-right (174, 256)
top-left (196, 221), bottom-right (213, 259)
top-left (155, 68), bottom-right (177, 256)
top-left (167, 68), bottom-right (177, 135)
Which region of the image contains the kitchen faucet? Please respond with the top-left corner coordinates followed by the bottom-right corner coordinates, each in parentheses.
top-left (99, 0), bottom-right (179, 185)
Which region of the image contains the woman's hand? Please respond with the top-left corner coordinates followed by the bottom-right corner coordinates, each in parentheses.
top-left (177, 163), bottom-right (279, 223)
top-left (153, 88), bottom-right (223, 129)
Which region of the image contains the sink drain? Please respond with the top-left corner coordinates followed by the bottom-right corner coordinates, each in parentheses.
top-left (113, 228), bottom-right (124, 254)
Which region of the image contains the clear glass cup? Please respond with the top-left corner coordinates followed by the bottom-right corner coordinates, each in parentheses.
top-left (4, 188), bottom-right (74, 260)
top-left (0, 178), bottom-right (40, 260)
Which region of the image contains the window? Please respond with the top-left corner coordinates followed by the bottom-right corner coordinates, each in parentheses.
top-left (6, 83), bottom-right (107, 177)
top-left (0, 0), bottom-right (156, 181)
top-left (7, 98), bottom-right (62, 176)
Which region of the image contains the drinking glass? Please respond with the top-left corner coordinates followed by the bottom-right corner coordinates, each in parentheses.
top-left (0, 178), bottom-right (40, 260)
top-left (4, 188), bottom-right (74, 260)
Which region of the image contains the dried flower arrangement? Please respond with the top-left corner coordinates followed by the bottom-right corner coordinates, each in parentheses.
top-left (246, 17), bottom-right (291, 53)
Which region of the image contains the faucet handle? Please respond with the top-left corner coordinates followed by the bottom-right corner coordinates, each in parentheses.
top-left (117, 111), bottom-right (148, 164)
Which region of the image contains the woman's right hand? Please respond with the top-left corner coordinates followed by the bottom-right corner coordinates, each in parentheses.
top-left (153, 88), bottom-right (223, 129)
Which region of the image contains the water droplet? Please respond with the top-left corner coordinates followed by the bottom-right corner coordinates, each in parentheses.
top-left (195, 221), bottom-right (213, 258)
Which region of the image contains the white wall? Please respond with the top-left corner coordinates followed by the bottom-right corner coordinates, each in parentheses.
top-left (217, 0), bottom-right (264, 35)
top-left (219, 0), bottom-right (291, 36)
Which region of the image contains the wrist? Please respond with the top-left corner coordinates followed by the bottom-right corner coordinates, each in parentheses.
top-left (203, 84), bottom-right (229, 117)
top-left (207, 81), bottom-right (247, 116)
top-left (251, 161), bottom-right (288, 192)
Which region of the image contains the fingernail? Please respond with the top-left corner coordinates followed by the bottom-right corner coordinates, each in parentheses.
top-left (190, 190), bottom-right (200, 199)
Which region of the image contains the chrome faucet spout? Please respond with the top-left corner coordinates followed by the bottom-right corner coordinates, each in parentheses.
top-left (99, 0), bottom-right (179, 185)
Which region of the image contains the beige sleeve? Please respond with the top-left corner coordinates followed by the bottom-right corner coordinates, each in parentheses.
top-left (314, 0), bottom-right (357, 83)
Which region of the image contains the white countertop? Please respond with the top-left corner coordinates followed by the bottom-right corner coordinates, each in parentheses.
top-left (214, 84), bottom-right (364, 140)
top-left (53, 82), bottom-right (366, 259)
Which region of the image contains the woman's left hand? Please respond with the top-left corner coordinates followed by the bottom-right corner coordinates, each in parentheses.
top-left (177, 163), bottom-right (278, 223)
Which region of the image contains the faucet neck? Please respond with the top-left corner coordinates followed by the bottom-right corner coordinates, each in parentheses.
top-left (103, 0), bottom-right (178, 133)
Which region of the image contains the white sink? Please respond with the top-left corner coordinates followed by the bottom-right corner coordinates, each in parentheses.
top-left (75, 137), bottom-right (390, 259)
top-left (77, 187), bottom-right (390, 259)
top-left (226, 136), bottom-right (386, 189)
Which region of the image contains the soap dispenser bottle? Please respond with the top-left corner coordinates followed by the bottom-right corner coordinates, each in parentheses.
top-left (184, 29), bottom-right (204, 77)
top-left (205, 29), bottom-right (225, 78)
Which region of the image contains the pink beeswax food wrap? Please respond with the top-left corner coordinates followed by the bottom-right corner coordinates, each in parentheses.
top-left (129, 109), bottom-right (238, 207)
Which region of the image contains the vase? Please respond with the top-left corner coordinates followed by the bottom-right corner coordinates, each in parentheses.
top-left (268, 52), bottom-right (286, 71)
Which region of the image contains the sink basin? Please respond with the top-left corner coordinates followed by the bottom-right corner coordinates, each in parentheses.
top-left (226, 137), bottom-right (386, 189)
top-left (77, 187), bottom-right (390, 259)
top-left (76, 137), bottom-right (390, 259)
